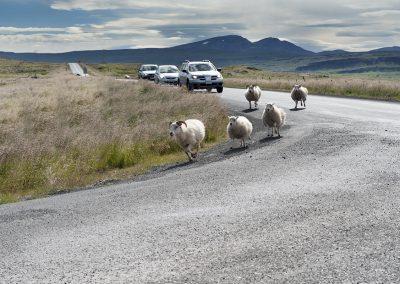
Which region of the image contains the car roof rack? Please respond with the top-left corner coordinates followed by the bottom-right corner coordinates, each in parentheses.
top-left (183, 60), bottom-right (190, 63)
top-left (202, 60), bottom-right (211, 62)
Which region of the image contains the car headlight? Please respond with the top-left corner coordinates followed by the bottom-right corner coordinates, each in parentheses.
top-left (160, 75), bottom-right (164, 79)
top-left (217, 74), bottom-right (222, 78)
top-left (191, 75), bottom-right (198, 79)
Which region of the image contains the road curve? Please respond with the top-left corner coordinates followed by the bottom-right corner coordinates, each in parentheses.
top-left (1, 88), bottom-right (400, 283)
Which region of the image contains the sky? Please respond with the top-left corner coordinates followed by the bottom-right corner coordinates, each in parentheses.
top-left (0, 0), bottom-right (399, 53)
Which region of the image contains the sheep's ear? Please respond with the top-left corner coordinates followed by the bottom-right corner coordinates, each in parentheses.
top-left (177, 120), bottom-right (187, 127)
top-left (169, 121), bottom-right (173, 126)
top-left (246, 85), bottom-right (249, 89)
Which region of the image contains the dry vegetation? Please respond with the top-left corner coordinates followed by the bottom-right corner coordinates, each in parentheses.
top-left (223, 66), bottom-right (400, 101)
top-left (0, 68), bottom-right (226, 204)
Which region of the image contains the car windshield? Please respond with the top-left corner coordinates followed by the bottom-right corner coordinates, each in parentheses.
top-left (189, 63), bottom-right (215, 72)
top-left (142, 65), bottom-right (157, 71)
top-left (159, 66), bottom-right (178, 73)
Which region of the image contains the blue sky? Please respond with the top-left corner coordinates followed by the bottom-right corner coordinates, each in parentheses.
top-left (0, 0), bottom-right (399, 53)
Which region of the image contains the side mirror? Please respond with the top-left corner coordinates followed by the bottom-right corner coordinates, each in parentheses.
top-left (217, 68), bottom-right (222, 72)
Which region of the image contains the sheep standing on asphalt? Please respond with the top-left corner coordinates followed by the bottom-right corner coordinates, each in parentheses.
top-left (262, 104), bottom-right (286, 137)
top-left (291, 84), bottom-right (308, 109)
top-left (227, 116), bottom-right (253, 148)
top-left (245, 85), bottom-right (262, 109)
top-left (169, 119), bottom-right (205, 161)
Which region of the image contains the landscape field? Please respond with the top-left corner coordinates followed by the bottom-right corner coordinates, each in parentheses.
top-left (223, 66), bottom-right (400, 101)
top-left (0, 60), bottom-right (226, 204)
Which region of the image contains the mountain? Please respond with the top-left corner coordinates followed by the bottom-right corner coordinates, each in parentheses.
top-left (370, 46), bottom-right (400, 53)
top-left (253, 37), bottom-right (313, 56)
top-left (1, 35), bottom-right (400, 73)
top-left (171, 35), bottom-right (253, 51)
top-left (0, 35), bottom-right (314, 66)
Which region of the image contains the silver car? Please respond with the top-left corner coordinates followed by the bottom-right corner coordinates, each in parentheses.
top-left (138, 64), bottom-right (158, 80)
top-left (179, 60), bottom-right (223, 93)
top-left (154, 65), bottom-right (179, 85)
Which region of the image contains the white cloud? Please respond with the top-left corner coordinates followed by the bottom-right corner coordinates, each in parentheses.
top-left (0, 0), bottom-right (399, 52)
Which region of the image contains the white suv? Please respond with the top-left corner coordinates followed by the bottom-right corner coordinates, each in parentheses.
top-left (179, 60), bottom-right (224, 93)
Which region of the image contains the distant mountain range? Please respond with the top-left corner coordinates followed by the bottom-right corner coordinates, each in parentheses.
top-left (1, 35), bottom-right (400, 73)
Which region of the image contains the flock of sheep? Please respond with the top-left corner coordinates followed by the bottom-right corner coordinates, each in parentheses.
top-left (169, 84), bottom-right (308, 161)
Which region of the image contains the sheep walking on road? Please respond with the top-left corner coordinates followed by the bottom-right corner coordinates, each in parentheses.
top-left (291, 84), bottom-right (308, 109)
top-left (227, 116), bottom-right (253, 148)
top-left (245, 85), bottom-right (262, 109)
top-left (169, 119), bottom-right (205, 161)
top-left (262, 104), bottom-right (286, 137)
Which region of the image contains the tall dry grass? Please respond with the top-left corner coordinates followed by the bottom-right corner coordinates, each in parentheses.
top-left (223, 66), bottom-right (400, 101)
top-left (0, 70), bottom-right (226, 203)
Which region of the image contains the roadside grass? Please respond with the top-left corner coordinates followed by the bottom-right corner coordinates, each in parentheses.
top-left (223, 66), bottom-right (400, 101)
top-left (0, 71), bottom-right (227, 204)
top-left (87, 63), bottom-right (141, 78)
top-left (0, 58), bottom-right (62, 79)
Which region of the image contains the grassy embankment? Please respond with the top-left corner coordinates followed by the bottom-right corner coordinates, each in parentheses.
top-left (223, 66), bottom-right (400, 101)
top-left (0, 61), bottom-right (226, 204)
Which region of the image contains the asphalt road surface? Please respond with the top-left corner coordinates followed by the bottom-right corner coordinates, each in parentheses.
top-left (1, 88), bottom-right (400, 283)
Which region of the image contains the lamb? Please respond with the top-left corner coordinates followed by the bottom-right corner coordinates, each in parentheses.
top-left (290, 84), bottom-right (308, 109)
top-left (227, 116), bottom-right (253, 148)
top-left (262, 104), bottom-right (286, 137)
top-left (245, 85), bottom-right (262, 109)
top-left (169, 119), bottom-right (206, 161)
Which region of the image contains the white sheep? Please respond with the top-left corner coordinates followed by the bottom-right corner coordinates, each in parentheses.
top-left (262, 104), bottom-right (286, 137)
top-left (227, 116), bottom-right (253, 148)
top-left (169, 119), bottom-right (205, 161)
top-left (291, 84), bottom-right (308, 109)
top-left (245, 85), bottom-right (262, 109)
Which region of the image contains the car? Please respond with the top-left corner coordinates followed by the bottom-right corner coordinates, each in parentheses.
top-left (154, 65), bottom-right (179, 85)
top-left (138, 64), bottom-right (158, 80)
top-left (179, 60), bottom-right (223, 93)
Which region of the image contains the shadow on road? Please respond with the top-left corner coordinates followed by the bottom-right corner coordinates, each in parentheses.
top-left (161, 161), bottom-right (194, 172)
top-left (259, 136), bottom-right (281, 143)
top-left (224, 146), bottom-right (248, 156)
top-left (242, 108), bottom-right (258, 113)
top-left (290, 107), bottom-right (306, 111)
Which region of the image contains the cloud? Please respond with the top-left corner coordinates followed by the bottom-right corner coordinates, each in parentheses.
top-left (0, 0), bottom-right (399, 52)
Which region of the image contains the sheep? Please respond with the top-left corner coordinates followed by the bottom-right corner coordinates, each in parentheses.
top-left (290, 84), bottom-right (308, 109)
top-left (245, 85), bottom-right (262, 109)
top-left (169, 119), bottom-right (205, 161)
top-left (262, 104), bottom-right (286, 137)
top-left (227, 116), bottom-right (253, 148)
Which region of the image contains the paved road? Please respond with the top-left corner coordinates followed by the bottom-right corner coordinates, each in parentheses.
top-left (68, 63), bottom-right (87, 76)
top-left (1, 88), bottom-right (400, 283)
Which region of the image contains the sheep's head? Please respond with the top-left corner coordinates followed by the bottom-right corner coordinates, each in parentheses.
top-left (246, 85), bottom-right (254, 93)
top-left (228, 116), bottom-right (239, 127)
top-left (169, 120), bottom-right (187, 137)
top-left (294, 84), bottom-right (302, 91)
top-left (265, 104), bottom-right (275, 112)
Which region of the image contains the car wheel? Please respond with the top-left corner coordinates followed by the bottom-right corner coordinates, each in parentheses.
top-left (217, 86), bottom-right (223, 93)
top-left (186, 80), bottom-right (194, 91)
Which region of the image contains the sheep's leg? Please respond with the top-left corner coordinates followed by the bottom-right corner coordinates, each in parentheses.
top-left (255, 101), bottom-right (258, 109)
top-left (185, 151), bottom-right (193, 161)
top-left (300, 100), bottom-right (303, 107)
top-left (277, 127), bottom-right (281, 137)
top-left (295, 101), bottom-right (298, 109)
top-left (249, 101), bottom-right (252, 110)
top-left (303, 100), bottom-right (306, 108)
top-left (242, 139), bottom-right (246, 148)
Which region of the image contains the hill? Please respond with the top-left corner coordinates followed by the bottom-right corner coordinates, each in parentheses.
top-left (1, 35), bottom-right (400, 74)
